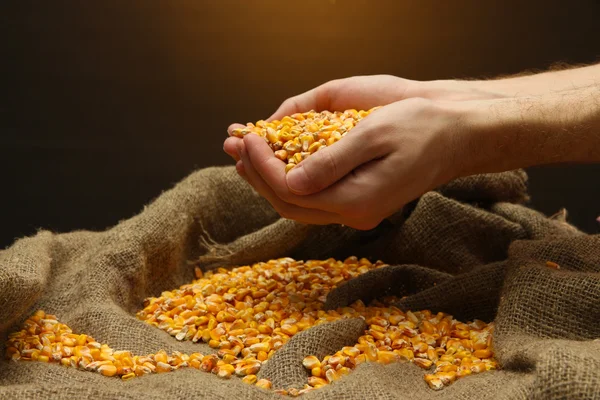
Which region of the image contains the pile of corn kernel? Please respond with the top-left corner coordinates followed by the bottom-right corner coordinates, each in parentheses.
top-left (231, 108), bottom-right (380, 173)
top-left (5, 257), bottom-right (498, 395)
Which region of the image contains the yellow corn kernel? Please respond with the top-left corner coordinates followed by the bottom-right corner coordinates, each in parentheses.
top-left (216, 364), bottom-right (235, 379)
top-left (307, 141), bottom-right (322, 153)
top-left (325, 368), bottom-right (339, 383)
top-left (377, 351), bottom-right (397, 364)
top-left (98, 364), bottom-right (117, 377)
top-left (255, 379), bottom-right (272, 389)
top-left (308, 376), bottom-right (328, 387)
top-left (242, 374), bottom-right (257, 385)
top-left (265, 127), bottom-right (278, 144)
top-left (8, 256), bottom-right (497, 394)
top-left (249, 342), bottom-right (269, 353)
top-left (121, 372), bottom-right (136, 381)
top-left (280, 324), bottom-right (298, 336)
top-left (473, 349), bottom-right (493, 359)
top-left (274, 150), bottom-right (287, 161)
top-left (200, 355), bottom-right (216, 372)
top-left (328, 354), bottom-right (345, 366)
top-left (414, 358), bottom-right (433, 369)
top-left (221, 354), bottom-right (236, 364)
top-left (302, 355), bottom-right (321, 370)
top-left (437, 371), bottom-right (457, 385)
top-left (154, 351), bottom-right (168, 364)
top-left (424, 374), bottom-right (444, 390)
top-left (156, 362), bottom-right (172, 373)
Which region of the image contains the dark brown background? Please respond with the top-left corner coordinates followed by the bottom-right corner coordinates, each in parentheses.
top-left (2, 0), bottom-right (599, 249)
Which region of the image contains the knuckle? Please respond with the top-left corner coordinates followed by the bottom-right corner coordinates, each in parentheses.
top-left (403, 97), bottom-right (435, 114)
top-left (282, 97), bottom-right (295, 108)
top-left (290, 96), bottom-right (304, 111)
top-left (354, 119), bottom-right (397, 157)
top-left (280, 97), bottom-right (300, 114)
top-left (323, 78), bottom-right (342, 91)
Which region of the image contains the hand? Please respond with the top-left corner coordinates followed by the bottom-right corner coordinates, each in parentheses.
top-left (224, 97), bottom-right (464, 230)
top-left (224, 74), bottom-right (419, 192)
top-left (222, 74), bottom-right (501, 229)
top-left (224, 66), bottom-right (600, 230)
top-left (224, 74), bottom-right (503, 163)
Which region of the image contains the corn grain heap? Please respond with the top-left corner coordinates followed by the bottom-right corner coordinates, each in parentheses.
top-left (6, 257), bottom-right (498, 396)
top-left (231, 108), bottom-right (380, 172)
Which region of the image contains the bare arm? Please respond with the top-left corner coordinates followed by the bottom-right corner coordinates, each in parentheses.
top-left (224, 63), bottom-right (600, 230)
top-left (412, 62), bottom-right (600, 101)
top-left (476, 62), bottom-right (600, 97)
top-left (453, 84), bottom-right (600, 178)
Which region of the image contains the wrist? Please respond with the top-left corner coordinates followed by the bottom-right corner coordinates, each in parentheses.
top-left (452, 99), bottom-right (520, 177)
top-left (417, 79), bottom-right (507, 102)
top-left (440, 97), bottom-right (535, 179)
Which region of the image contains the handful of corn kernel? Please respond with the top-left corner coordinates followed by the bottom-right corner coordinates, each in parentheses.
top-left (6, 257), bottom-right (498, 396)
top-left (231, 108), bottom-right (381, 173)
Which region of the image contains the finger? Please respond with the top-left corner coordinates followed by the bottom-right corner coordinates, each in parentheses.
top-left (224, 137), bottom-right (242, 161)
top-left (299, 157), bottom-right (397, 215)
top-left (227, 123), bottom-right (246, 136)
top-left (268, 90), bottom-right (319, 121)
top-left (243, 117), bottom-right (391, 217)
top-left (285, 123), bottom-right (388, 195)
top-left (235, 159), bottom-right (246, 178)
top-left (268, 83), bottom-right (333, 121)
top-left (236, 139), bottom-right (342, 225)
top-left (242, 133), bottom-right (289, 191)
top-left (241, 133), bottom-right (373, 215)
top-left (244, 135), bottom-right (394, 230)
top-left (304, 155), bottom-right (423, 221)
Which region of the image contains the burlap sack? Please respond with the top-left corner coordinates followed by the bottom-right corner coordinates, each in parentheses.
top-left (1, 166), bottom-right (599, 399)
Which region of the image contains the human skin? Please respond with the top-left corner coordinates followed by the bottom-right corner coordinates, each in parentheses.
top-left (223, 64), bottom-right (600, 230)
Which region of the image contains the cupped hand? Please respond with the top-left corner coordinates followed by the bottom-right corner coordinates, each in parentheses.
top-left (224, 74), bottom-right (414, 161)
top-left (224, 74), bottom-right (502, 163)
top-left (224, 97), bottom-right (466, 230)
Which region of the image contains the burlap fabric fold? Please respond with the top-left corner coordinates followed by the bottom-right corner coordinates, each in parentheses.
top-left (1, 166), bottom-right (598, 399)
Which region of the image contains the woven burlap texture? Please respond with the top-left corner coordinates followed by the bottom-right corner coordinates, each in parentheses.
top-left (1, 166), bottom-right (599, 399)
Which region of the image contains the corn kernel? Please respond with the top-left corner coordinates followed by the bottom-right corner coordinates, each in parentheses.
top-left (242, 374), bottom-right (257, 385)
top-left (6, 257), bottom-right (498, 394)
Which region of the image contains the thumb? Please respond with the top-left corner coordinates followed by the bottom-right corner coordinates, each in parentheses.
top-left (285, 126), bottom-right (384, 195)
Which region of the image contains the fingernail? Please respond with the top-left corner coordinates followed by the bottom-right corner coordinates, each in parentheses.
top-left (286, 165), bottom-right (311, 193)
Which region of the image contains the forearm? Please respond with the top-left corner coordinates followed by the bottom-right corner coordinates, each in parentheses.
top-left (475, 63), bottom-right (600, 97)
top-left (452, 84), bottom-right (600, 178)
top-left (416, 62), bottom-right (600, 100)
